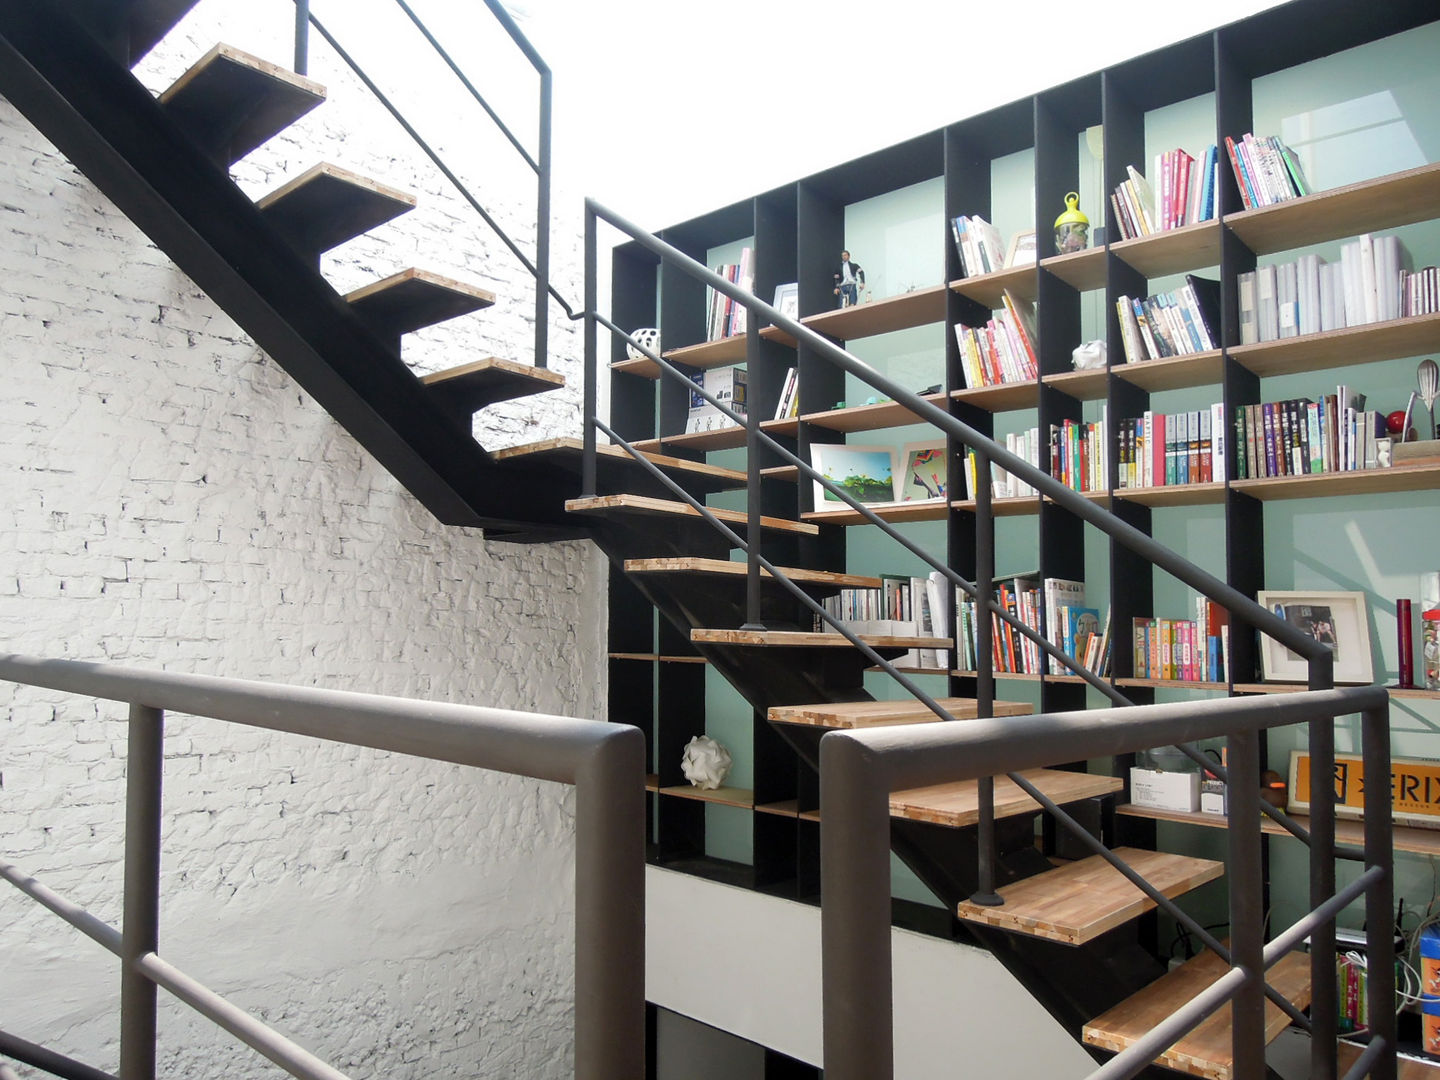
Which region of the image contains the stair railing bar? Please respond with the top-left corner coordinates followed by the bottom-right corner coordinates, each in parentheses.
top-left (0, 1030), bottom-right (115, 1080)
top-left (1310, 651), bottom-right (1340, 1080)
top-left (585, 209), bottom-right (1325, 844)
top-left (582, 203), bottom-right (598, 497)
top-left (590, 417), bottom-right (961, 724)
top-left (742, 314), bottom-right (764, 630)
top-left (1361, 697), bottom-right (1397, 1080)
top-left (119, 703), bottom-right (163, 1080)
top-left (971, 446), bottom-right (1003, 906)
top-left (391, 0), bottom-right (542, 174)
top-left (1011, 770), bottom-right (1310, 1032)
top-left (819, 686), bottom-right (1390, 1080)
top-left (1339, 1040), bottom-right (1387, 1080)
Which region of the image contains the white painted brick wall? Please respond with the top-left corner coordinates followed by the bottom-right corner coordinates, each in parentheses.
top-left (0, 3), bottom-right (605, 1075)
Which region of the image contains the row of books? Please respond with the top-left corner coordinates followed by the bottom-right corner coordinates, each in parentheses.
top-left (686, 365), bottom-right (747, 433)
top-left (962, 432), bottom-right (1043, 501)
top-left (1131, 603), bottom-right (1230, 683)
top-left (1115, 276), bottom-right (1221, 363)
top-left (950, 215), bottom-right (1035, 278)
top-left (773, 367), bottom-right (800, 420)
top-left (1050, 412), bottom-right (1109, 494)
top-left (1110, 145), bottom-right (1220, 240)
top-left (953, 575), bottom-right (1107, 677)
top-left (1117, 406), bottom-right (1228, 490)
top-left (1232, 387), bottom-right (1384, 479)
top-left (818, 572), bottom-right (949, 669)
top-left (1237, 233), bottom-right (1412, 344)
top-left (953, 291), bottom-right (1040, 388)
top-left (705, 247), bottom-right (753, 342)
top-left (1224, 132), bottom-right (1311, 211)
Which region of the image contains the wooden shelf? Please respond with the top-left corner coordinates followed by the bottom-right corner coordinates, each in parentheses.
top-left (610, 653), bottom-right (707, 664)
top-left (1112, 351), bottom-right (1224, 393)
top-left (802, 499), bottom-right (951, 526)
top-left (1109, 220), bottom-right (1221, 279)
top-left (1233, 682), bottom-right (1438, 699)
top-left (1115, 482), bottom-right (1227, 508)
top-left (782, 285), bottom-right (948, 343)
top-left (612, 334), bottom-right (746, 378)
top-left (949, 264), bottom-right (1037, 308)
top-left (1115, 804), bottom-right (1440, 858)
top-left (1115, 678), bottom-right (1229, 692)
top-left (949, 495), bottom-right (1040, 518)
top-left (1229, 462), bottom-right (1440, 501)
top-left (801, 391), bottom-right (947, 433)
top-left (633, 425), bottom-right (744, 453)
top-left (692, 629), bottom-right (952, 650)
top-left (1042, 369), bottom-right (1108, 401)
top-left (1040, 247), bottom-right (1107, 292)
top-left (951, 380), bottom-right (1038, 412)
top-left (761, 464), bottom-right (800, 482)
top-left (658, 784), bottom-right (755, 809)
top-left (1228, 311), bottom-right (1440, 379)
top-left (1224, 160), bottom-right (1440, 255)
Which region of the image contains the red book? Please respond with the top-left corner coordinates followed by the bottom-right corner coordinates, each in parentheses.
top-left (1224, 136), bottom-right (1253, 211)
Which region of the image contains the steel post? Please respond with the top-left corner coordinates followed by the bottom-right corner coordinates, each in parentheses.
top-left (971, 448), bottom-right (999, 904)
top-left (1309, 652), bottom-right (1337, 1080)
top-left (582, 200), bottom-right (597, 497)
top-left (534, 67), bottom-right (551, 368)
top-left (119, 704), bottom-right (163, 1080)
top-left (1362, 700), bottom-right (1396, 1080)
top-left (741, 316), bottom-right (764, 630)
top-left (293, 0), bottom-right (309, 75)
top-left (820, 733), bottom-right (894, 1080)
top-left (1226, 729), bottom-right (1266, 1080)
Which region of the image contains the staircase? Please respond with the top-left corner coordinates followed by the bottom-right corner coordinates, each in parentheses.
top-left (0, 5), bottom-right (1390, 1079)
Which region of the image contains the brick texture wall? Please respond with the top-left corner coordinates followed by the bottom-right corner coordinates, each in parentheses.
top-left (0, 3), bottom-right (603, 1075)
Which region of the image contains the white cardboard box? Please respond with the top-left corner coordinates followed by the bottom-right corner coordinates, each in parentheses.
top-left (1130, 768), bottom-right (1200, 813)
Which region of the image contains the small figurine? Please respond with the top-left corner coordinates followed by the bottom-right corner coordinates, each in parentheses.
top-left (834, 250), bottom-right (866, 308)
top-left (1053, 192), bottom-right (1090, 255)
top-left (681, 735), bottom-right (732, 791)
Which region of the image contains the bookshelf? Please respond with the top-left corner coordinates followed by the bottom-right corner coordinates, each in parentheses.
top-left (605, 0), bottom-right (1440, 935)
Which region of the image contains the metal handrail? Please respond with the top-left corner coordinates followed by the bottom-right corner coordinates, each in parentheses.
top-left (291, 0), bottom-right (575, 370)
top-left (0, 653), bottom-right (644, 1080)
top-left (819, 688), bottom-right (1394, 1080)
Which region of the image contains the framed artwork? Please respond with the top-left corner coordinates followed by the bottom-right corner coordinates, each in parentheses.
top-left (898, 440), bottom-right (947, 501)
top-left (809, 443), bottom-right (897, 508)
top-left (1255, 589), bottom-right (1373, 684)
top-left (772, 282), bottom-right (799, 322)
top-left (1005, 230), bottom-right (1037, 269)
top-left (1288, 750), bottom-right (1440, 829)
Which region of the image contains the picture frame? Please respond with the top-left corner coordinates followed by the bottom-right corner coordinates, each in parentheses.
top-left (1255, 589), bottom-right (1373, 684)
top-left (809, 443), bottom-right (898, 509)
top-left (1005, 230), bottom-right (1037, 269)
top-left (897, 440), bottom-right (947, 502)
top-left (772, 282), bottom-right (799, 322)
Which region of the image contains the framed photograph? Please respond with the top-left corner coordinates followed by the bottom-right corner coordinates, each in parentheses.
top-left (1005, 230), bottom-right (1037, 269)
top-left (1255, 589), bottom-right (1373, 684)
top-left (898, 440), bottom-right (947, 502)
top-left (809, 443), bottom-right (897, 508)
top-left (772, 282), bottom-right (799, 322)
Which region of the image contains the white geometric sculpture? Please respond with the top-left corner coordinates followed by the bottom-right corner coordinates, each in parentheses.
top-left (626, 327), bottom-right (661, 363)
top-left (681, 735), bottom-right (732, 791)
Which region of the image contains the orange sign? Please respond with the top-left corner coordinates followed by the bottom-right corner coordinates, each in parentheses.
top-left (1289, 751), bottom-right (1440, 828)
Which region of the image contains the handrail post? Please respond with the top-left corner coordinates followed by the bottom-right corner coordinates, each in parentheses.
top-left (293, 0), bottom-right (309, 75)
top-left (1362, 699), bottom-right (1397, 1080)
top-left (581, 200), bottom-right (597, 498)
top-left (970, 448), bottom-right (1001, 906)
top-left (740, 316), bottom-right (764, 631)
top-left (119, 704), bottom-right (163, 1080)
top-left (533, 67), bottom-right (551, 368)
top-left (1226, 727), bottom-right (1266, 1080)
top-left (1308, 651), bottom-right (1337, 1080)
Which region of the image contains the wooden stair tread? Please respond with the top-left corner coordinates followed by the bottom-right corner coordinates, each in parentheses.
top-left (345, 268), bottom-right (496, 338)
top-left (955, 847), bottom-right (1224, 945)
top-left (624, 557), bottom-right (881, 588)
top-left (159, 43), bottom-right (326, 166)
top-left (769, 697), bottom-right (1032, 728)
top-left (257, 162), bottom-right (416, 259)
top-left (692, 629), bottom-right (952, 649)
top-left (564, 494), bottom-right (819, 536)
top-left (420, 356), bottom-right (564, 412)
top-left (493, 438), bottom-right (747, 490)
top-left (892, 769), bottom-right (1122, 828)
top-left (1083, 948), bottom-right (1311, 1079)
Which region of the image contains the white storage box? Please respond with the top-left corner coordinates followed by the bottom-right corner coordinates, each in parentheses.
top-left (1130, 768), bottom-right (1200, 813)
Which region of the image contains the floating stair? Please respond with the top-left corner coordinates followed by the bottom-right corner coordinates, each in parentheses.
top-left (345, 268), bottom-right (495, 343)
top-left (691, 628), bottom-right (951, 650)
top-left (421, 357), bottom-right (565, 423)
top-left (495, 439), bottom-right (748, 494)
top-left (768, 697), bottom-right (1031, 728)
top-left (955, 847), bottom-right (1224, 945)
top-left (159, 43), bottom-right (326, 167)
top-left (891, 769), bottom-right (1123, 828)
top-left (1338, 1042), bottom-right (1440, 1079)
top-left (625, 557), bottom-right (881, 589)
top-left (565, 494), bottom-right (819, 537)
top-left (257, 162), bottom-right (417, 263)
top-left (1083, 947), bottom-right (1311, 1080)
